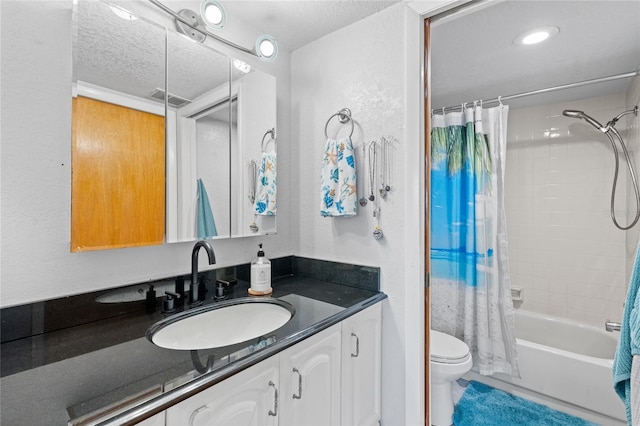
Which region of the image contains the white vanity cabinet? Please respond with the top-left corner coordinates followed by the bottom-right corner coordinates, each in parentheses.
top-left (163, 303), bottom-right (381, 426)
top-left (279, 323), bottom-right (342, 426)
top-left (165, 355), bottom-right (279, 426)
top-left (341, 302), bottom-right (382, 426)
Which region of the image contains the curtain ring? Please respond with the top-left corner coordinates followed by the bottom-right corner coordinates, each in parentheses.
top-left (442, 107), bottom-right (445, 115)
top-left (473, 100), bottom-right (478, 108)
top-left (480, 99), bottom-right (483, 108)
top-left (498, 96), bottom-right (503, 107)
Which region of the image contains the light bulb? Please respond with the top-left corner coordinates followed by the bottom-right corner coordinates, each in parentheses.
top-left (513, 26), bottom-right (559, 46)
top-left (522, 31), bottom-right (549, 45)
top-left (255, 34), bottom-right (278, 62)
top-left (200, 0), bottom-right (226, 30)
top-left (259, 40), bottom-right (275, 57)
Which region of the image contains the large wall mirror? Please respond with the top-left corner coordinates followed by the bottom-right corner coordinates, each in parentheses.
top-left (71, 0), bottom-right (276, 251)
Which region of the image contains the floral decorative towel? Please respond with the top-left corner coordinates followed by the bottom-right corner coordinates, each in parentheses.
top-left (254, 152), bottom-right (277, 216)
top-left (320, 137), bottom-right (357, 217)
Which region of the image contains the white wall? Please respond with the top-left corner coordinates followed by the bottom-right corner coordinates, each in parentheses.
top-left (291, 4), bottom-right (424, 425)
top-left (0, 0), bottom-right (293, 307)
top-left (505, 92), bottom-right (632, 327)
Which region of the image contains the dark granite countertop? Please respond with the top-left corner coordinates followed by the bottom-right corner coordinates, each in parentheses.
top-left (0, 256), bottom-right (384, 425)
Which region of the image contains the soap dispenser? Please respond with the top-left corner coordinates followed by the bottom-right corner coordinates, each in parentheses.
top-left (249, 243), bottom-right (272, 295)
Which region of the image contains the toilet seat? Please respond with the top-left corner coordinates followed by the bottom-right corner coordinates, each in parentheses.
top-left (430, 330), bottom-right (470, 364)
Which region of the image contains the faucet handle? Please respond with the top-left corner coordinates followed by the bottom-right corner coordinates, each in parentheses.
top-left (214, 280), bottom-right (226, 300)
top-left (163, 291), bottom-right (180, 313)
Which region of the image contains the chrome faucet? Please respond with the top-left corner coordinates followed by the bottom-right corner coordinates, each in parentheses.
top-left (605, 319), bottom-right (621, 332)
top-left (190, 240), bottom-right (216, 305)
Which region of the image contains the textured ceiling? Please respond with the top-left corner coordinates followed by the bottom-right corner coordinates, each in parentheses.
top-left (74, 1), bottom-right (239, 102)
top-left (221, 0), bottom-right (402, 51)
top-left (74, 0), bottom-right (401, 102)
top-left (430, 0), bottom-right (640, 110)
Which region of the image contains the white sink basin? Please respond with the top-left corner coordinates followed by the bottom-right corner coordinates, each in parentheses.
top-left (147, 298), bottom-right (294, 350)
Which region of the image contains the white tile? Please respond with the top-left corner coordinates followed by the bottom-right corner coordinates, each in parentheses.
top-left (499, 93), bottom-right (633, 327)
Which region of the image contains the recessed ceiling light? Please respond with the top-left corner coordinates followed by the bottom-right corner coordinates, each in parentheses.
top-left (514, 26), bottom-right (559, 46)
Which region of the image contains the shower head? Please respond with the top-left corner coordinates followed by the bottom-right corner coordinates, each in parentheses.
top-left (562, 109), bottom-right (606, 132)
top-left (562, 110), bottom-right (583, 118)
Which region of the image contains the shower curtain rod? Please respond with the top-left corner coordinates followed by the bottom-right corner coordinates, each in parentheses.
top-left (433, 70), bottom-right (639, 114)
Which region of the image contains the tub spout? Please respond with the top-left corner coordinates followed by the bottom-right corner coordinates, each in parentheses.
top-left (605, 320), bottom-right (621, 332)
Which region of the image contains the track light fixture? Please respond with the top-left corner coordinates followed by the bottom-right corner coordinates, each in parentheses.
top-left (148, 0), bottom-right (278, 62)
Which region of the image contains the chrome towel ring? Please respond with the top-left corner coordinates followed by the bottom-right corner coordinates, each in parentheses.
top-left (261, 128), bottom-right (276, 152)
top-left (324, 108), bottom-right (354, 139)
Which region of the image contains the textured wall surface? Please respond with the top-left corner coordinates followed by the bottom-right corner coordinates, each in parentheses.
top-left (291, 4), bottom-right (423, 424)
top-left (505, 92), bottom-right (632, 327)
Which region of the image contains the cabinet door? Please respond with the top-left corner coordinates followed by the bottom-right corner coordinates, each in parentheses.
top-left (341, 303), bottom-right (382, 426)
top-left (166, 355), bottom-right (279, 426)
top-left (71, 96), bottom-right (165, 252)
top-left (279, 323), bottom-right (342, 426)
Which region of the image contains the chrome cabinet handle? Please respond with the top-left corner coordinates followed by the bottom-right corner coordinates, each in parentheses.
top-left (292, 368), bottom-right (302, 399)
top-left (268, 381), bottom-right (278, 417)
top-left (351, 332), bottom-right (360, 358)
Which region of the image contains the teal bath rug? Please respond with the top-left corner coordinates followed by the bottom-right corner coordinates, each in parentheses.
top-left (453, 381), bottom-right (600, 426)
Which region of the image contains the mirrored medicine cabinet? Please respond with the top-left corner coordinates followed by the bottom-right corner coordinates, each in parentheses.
top-left (71, 0), bottom-right (276, 252)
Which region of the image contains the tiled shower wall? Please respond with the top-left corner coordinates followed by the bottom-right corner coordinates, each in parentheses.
top-left (505, 91), bottom-right (636, 327)
top-left (626, 76), bottom-right (640, 282)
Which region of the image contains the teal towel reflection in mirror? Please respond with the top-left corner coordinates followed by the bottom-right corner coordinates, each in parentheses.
top-left (254, 152), bottom-right (277, 216)
top-left (197, 179), bottom-right (218, 238)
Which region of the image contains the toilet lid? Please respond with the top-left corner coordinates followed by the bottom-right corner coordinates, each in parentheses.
top-left (430, 330), bottom-right (470, 364)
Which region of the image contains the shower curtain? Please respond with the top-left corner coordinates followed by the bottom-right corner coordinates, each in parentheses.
top-left (430, 105), bottom-right (519, 377)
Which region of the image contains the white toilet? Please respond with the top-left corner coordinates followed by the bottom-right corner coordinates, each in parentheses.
top-left (430, 330), bottom-right (473, 426)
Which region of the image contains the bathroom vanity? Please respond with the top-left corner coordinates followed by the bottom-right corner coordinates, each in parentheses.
top-left (162, 303), bottom-right (381, 426)
top-left (0, 257), bottom-right (384, 426)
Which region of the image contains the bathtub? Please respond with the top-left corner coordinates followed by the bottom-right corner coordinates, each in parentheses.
top-left (463, 309), bottom-right (627, 425)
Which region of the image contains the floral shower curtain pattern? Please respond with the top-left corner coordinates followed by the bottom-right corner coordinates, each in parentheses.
top-left (430, 105), bottom-right (519, 377)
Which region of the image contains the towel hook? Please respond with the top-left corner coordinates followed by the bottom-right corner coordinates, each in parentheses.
top-left (324, 108), bottom-right (354, 139)
top-left (261, 128), bottom-right (276, 153)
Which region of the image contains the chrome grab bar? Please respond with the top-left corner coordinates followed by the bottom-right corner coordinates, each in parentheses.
top-left (605, 320), bottom-right (621, 332)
